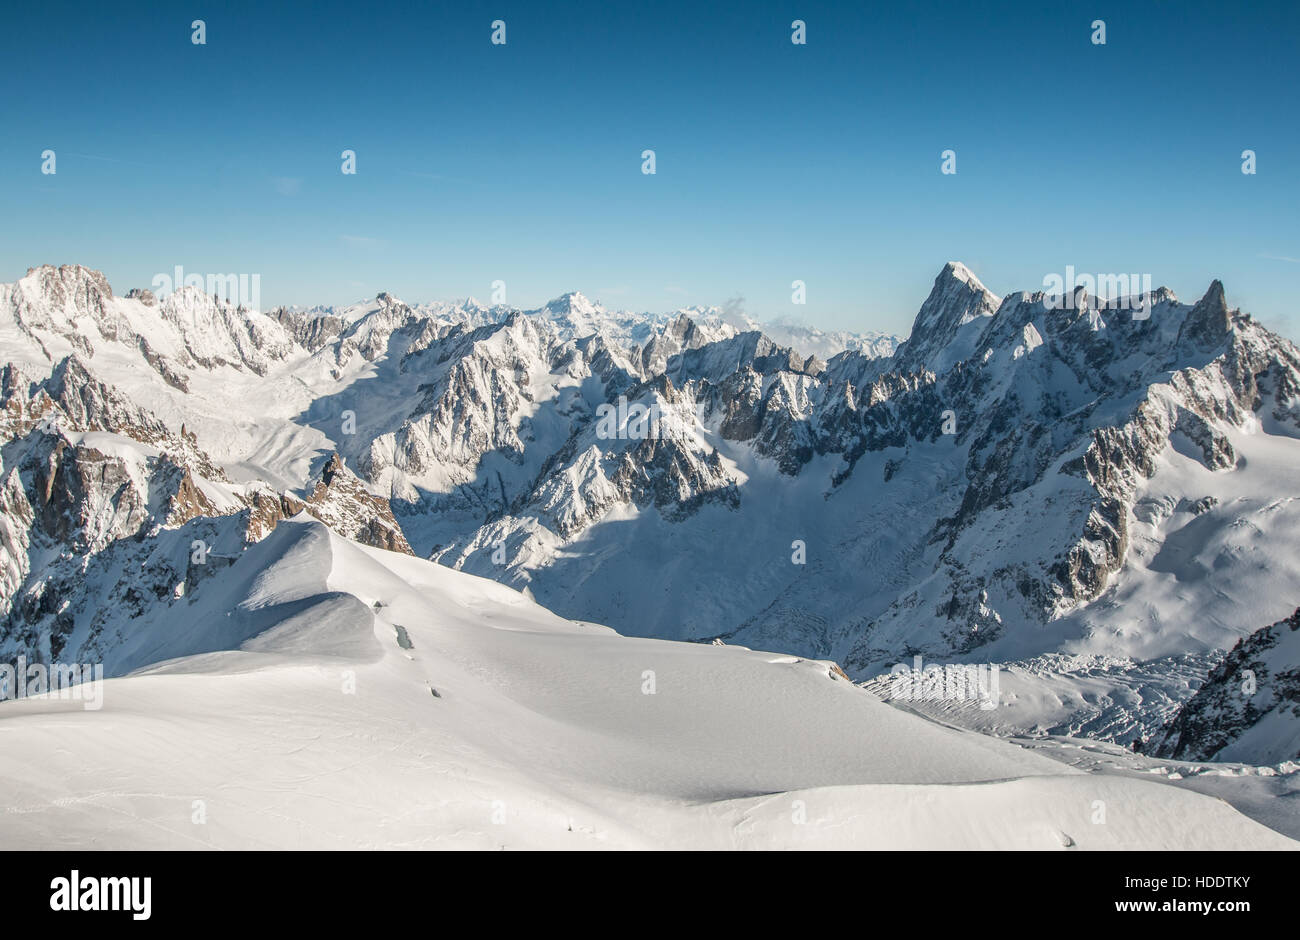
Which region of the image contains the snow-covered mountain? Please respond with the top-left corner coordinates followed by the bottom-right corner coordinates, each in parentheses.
top-left (3, 260), bottom-right (1299, 768)
top-left (1154, 607), bottom-right (1300, 764)
top-left (433, 264), bottom-right (1300, 701)
top-left (0, 515), bottom-right (1290, 849)
top-left (0, 265), bottom-right (894, 671)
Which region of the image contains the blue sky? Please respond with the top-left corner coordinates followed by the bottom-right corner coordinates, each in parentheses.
top-left (2, 0), bottom-right (1297, 337)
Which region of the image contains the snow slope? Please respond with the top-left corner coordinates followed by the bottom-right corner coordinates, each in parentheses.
top-left (1154, 606), bottom-right (1300, 764)
top-left (0, 517), bottom-right (1291, 849)
top-left (5, 259), bottom-right (1300, 791)
top-left (860, 416), bottom-right (1300, 751)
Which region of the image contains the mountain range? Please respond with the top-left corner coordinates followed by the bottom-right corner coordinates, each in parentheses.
top-left (2, 259), bottom-right (1298, 772)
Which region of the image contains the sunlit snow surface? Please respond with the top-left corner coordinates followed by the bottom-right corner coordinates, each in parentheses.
top-left (0, 518), bottom-right (1292, 850)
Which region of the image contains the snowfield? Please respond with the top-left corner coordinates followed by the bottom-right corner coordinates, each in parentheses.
top-left (4, 261), bottom-right (1300, 848)
top-left (0, 517), bottom-right (1292, 850)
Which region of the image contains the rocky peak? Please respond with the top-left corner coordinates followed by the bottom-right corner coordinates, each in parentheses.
top-left (1178, 280), bottom-right (1233, 351)
top-left (893, 262), bottom-right (1001, 375)
top-left (1154, 606), bottom-right (1300, 762)
top-left (544, 291), bottom-right (597, 315)
top-left (300, 453), bottom-right (413, 555)
top-left (22, 263), bottom-right (114, 304)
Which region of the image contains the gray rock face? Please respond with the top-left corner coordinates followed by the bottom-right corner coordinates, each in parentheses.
top-left (0, 423), bottom-right (224, 664)
top-left (0, 390), bottom-right (413, 667)
top-left (1154, 608), bottom-right (1300, 763)
top-left (890, 262), bottom-right (1001, 375)
top-left (1178, 279), bottom-right (1232, 351)
top-left (297, 453), bottom-right (413, 554)
top-left (0, 274), bottom-right (421, 669)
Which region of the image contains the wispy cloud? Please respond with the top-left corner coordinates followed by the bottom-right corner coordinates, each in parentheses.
top-left (273, 176), bottom-right (303, 196)
top-left (339, 234), bottom-right (382, 248)
top-left (721, 295), bottom-right (746, 318)
top-left (66, 151), bottom-right (166, 170)
top-left (1259, 253), bottom-right (1300, 264)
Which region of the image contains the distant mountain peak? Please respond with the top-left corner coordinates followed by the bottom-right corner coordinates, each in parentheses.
top-left (1179, 279), bottom-right (1233, 350)
top-left (543, 290), bottom-right (600, 315)
top-left (940, 260), bottom-right (982, 286)
top-left (893, 261), bottom-right (1001, 374)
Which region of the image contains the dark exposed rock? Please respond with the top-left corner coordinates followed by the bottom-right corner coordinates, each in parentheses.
top-left (1178, 280), bottom-right (1232, 352)
top-left (1154, 608), bottom-right (1300, 762)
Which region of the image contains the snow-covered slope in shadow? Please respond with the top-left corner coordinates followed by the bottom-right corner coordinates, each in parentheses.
top-left (102, 513), bottom-right (382, 673)
top-left (0, 518), bottom-right (1292, 849)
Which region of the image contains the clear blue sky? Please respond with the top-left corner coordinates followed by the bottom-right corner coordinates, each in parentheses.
top-left (2, 0), bottom-right (1297, 337)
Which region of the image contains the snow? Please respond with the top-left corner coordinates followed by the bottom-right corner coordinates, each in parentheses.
top-left (0, 517), bottom-right (1292, 849)
top-left (4, 262), bottom-right (1300, 847)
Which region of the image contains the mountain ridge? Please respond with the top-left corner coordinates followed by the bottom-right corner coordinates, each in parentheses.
top-left (3, 260), bottom-right (1299, 759)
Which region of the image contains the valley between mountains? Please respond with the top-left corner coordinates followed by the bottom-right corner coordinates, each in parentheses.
top-left (1, 261), bottom-right (1297, 848)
